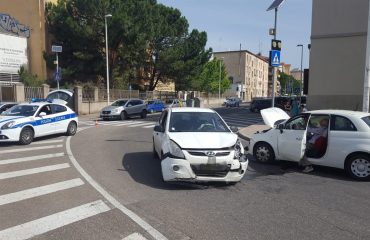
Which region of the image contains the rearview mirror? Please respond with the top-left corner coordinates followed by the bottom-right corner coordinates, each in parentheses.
top-left (39, 112), bottom-right (47, 117)
top-left (230, 126), bottom-right (239, 133)
top-left (278, 124), bottom-right (284, 133)
top-left (154, 125), bottom-right (164, 132)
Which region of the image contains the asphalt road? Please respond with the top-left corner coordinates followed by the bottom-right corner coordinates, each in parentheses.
top-left (1, 107), bottom-right (370, 240)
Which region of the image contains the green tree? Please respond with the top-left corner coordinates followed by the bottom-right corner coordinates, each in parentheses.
top-left (45, 0), bottom-right (211, 90)
top-left (18, 67), bottom-right (44, 87)
top-left (278, 72), bottom-right (300, 94)
top-left (193, 58), bottom-right (231, 93)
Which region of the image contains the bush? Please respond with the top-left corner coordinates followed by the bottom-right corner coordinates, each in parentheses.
top-left (18, 66), bottom-right (44, 87)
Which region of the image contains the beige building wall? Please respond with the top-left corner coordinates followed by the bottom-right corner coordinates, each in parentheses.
top-left (0, 0), bottom-right (56, 80)
top-left (214, 51), bottom-right (269, 102)
top-left (309, 0), bottom-right (369, 110)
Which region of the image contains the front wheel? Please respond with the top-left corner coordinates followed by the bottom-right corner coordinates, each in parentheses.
top-left (19, 127), bottom-right (34, 145)
top-left (140, 110), bottom-right (147, 119)
top-left (66, 121), bottom-right (77, 136)
top-left (345, 154), bottom-right (370, 180)
top-left (120, 111), bottom-right (128, 120)
top-left (253, 142), bottom-right (275, 163)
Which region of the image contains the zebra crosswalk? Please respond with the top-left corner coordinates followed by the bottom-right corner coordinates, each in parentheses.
top-left (0, 137), bottom-right (149, 239)
top-left (78, 120), bottom-right (157, 129)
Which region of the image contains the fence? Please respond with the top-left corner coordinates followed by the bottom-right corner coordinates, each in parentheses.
top-left (24, 86), bottom-right (43, 101)
top-left (0, 84), bottom-right (15, 102)
top-left (82, 88), bottom-right (95, 102)
top-left (97, 89), bottom-right (140, 101)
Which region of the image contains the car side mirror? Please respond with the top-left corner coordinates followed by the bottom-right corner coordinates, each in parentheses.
top-left (278, 124), bottom-right (284, 133)
top-left (154, 125), bottom-right (164, 132)
top-left (230, 126), bottom-right (239, 133)
top-left (39, 112), bottom-right (47, 117)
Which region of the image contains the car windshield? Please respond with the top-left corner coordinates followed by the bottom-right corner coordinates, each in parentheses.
top-left (362, 116), bottom-right (370, 127)
top-left (169, 112), bottom-right (230, 132)
top-left (148, 101), bottom-right (155, 104)
top-left (1, 105), bottom-right (39, 117)
top-left (111, 100), bottom-right (127, 106)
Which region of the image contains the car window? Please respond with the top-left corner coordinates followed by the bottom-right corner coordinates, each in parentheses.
top-left (169, 112), bottom-right (229, 132)
top-left (51, 104), bottom-right (67, 114)
top-left (148, 101), bottom-right (154, 105)
top-left (362, 116), bottom-right (370, 128)
top-left (285, 115), bottom-right (309, 130)
top-left (1, 105), bottom-right (39, 117)
top-left (48, 92), bottom-right (70, 101)
top-left (112, 100), bottom-right (127, 106)
top-left (159, 110), bottom-right (168, 129)
top-left (330, 115), bottom-right (357, 131)
top-left (38, 105), bottom-right (53, 115)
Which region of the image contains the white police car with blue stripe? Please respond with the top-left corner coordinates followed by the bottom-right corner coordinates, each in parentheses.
top-left (0, 99), bottom-right (78, 145)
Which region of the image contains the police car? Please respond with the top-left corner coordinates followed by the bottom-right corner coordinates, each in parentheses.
top-left (0, 99), bottom-right (78, 145)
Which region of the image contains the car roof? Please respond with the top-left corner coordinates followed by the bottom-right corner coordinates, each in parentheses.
top-left (48, 89), bottom-right (73, 96)
top-left (170, 107), bottom-right (215, 113)
top-left (308, 109), bottom-right (370, 118)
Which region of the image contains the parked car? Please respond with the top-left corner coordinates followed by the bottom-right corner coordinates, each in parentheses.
top-left (100, 98), bottom-right (147, 120)
top-left (225, 97), bottom-right (240, 107)
top-left (165, 99), bottom-right (184, 108)
top-left (0, 102), bottom-right (17, 114)
top-left (47, 89), bottom-right (74, 110)
top-left (153, 107), bottom-right (248, 184)
top-left (0, 99), bottom-right (78, 145)
top-left (247, 107), bottom-right (370, 180)
top-left (249, 98), bottom-right (272, 112)
top-left (147, 99), bottom-right (165, 113)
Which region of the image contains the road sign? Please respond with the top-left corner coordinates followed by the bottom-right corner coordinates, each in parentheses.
top-left (52, 45), bottom-right (62, 53)
top-left (269, 50), bottom-right (281, 67)
top-left (271, 39), bottom-right (281, 51)
top-left (54, 67), bottom-right (61, 82)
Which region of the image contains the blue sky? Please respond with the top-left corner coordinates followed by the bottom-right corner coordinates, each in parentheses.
top-left (157, 0), bottom-right (312, 70)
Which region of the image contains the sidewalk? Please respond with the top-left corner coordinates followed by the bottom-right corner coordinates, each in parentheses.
top-left (237, 124), bottom-right (270, 141)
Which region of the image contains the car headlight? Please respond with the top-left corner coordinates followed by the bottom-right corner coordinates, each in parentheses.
top-left (169, 140), bottom-right (185, 159)
top-left (234, 140), bottom-right (243, 159)
top-left (1, 121), bottom-right (16, 130)
top-left (111, 108), bottom-right (120, 113)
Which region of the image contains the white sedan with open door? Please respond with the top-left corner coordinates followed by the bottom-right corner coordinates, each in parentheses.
top-left (153, 107), bottom-right (248, 184)
top-left (248, 108), bottom-right (370, 180)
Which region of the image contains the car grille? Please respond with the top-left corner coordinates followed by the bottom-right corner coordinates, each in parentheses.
top-left (191, 164), bottom-right (231, 178)
top-left (102, 111), bottom-right (111, 114)
top-left (188, 151), bottom-right (230, 157)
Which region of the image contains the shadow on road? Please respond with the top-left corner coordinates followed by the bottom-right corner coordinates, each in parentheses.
top-left (122, 151), bottom-right (244, 190)
top-left (245, 154), bottom-right (354, 182)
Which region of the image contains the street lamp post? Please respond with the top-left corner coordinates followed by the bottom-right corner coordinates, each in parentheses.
top-left (105, 14), bottom-right (112, 105)
top-left (297, 44), bottom-right (304, 98)
top-left (219, 57), bottom-right (224, 101)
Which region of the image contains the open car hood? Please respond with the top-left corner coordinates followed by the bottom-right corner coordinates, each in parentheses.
top-left (260, 107), bottom-right (290, 128)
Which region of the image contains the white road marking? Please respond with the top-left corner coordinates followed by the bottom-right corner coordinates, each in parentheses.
top-left (31, 139), bottom-right (64, 145)
top-left (0, 163), bottom-right (70, 180)
top-left (128, 122), bottom-right (156, 128)
top-left (0, 145), bottom-right (63, 154)
top-left (0, 153), bottom-right (65, 165)
top-left (114, 121), bottom-right (143, 126)
top-left (0, 178), bottom-right (84, 206)
top-left (122, 232), bottom-right (148, 240)
top-left (66, 136), bottom-right (168, 240)
top-left (142, 124), bottom-right (156, 129)
top-left (0, 200), bottom-right (110, 240)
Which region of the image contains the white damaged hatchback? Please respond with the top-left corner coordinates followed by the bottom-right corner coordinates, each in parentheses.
top-left (248, 108), bottom-right (370, 180)
top-left (153, 108), bottom-right (248, 184)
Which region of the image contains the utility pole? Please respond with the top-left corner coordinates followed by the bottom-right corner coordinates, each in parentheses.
top-left (105, 14), bottom-right (112, 105)
top-left (363, 1), bottom-right (370, 112)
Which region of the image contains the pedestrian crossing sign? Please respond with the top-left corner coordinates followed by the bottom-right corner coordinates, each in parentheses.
top-left (269, 50), bottom-right (281, 67)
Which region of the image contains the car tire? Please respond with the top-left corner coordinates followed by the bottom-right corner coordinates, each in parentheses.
top-left (120, 111), bottom-right (128, 120)
top-left (19, 127), bottom-right (34, 145)
top-left (345, 154), bottom-right (370, 181)
top-left (140, 110), bottom-right (147, 119)
top-left (253, 142), bottom-right (275, 163)
top-left (66, 121), bottom-right (77, 136)
top-left (149, 109), bottom-right (154, 114)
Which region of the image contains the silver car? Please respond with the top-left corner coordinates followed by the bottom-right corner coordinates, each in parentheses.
top-left (100, 99), bottom-right (147, 120)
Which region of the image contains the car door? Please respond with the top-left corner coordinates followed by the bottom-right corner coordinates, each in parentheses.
top-left (34, 104), bottom-right (55, 136)
top-left (277, 114), bottom-right (309, 162)
top-left (154, 110), bottom-right (168, 155)
top-left (51, 104), bottom-right (68, 133)
top-left (125, 100), bottom-right (134, 115)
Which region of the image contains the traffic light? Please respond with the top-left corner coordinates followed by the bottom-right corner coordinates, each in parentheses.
top-left (271, 40), bottom-right (281, 51)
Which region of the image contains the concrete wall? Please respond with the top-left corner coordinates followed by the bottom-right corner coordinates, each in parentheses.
top-left (80, 101), bottom-right (108, 115)
top-left (309, 0), bottom-right (369, 110)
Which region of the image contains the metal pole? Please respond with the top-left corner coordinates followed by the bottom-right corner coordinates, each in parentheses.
top-left (219, 60), bottom-right (221, 101)
top-left (300, 45), bottom-right (304, 97)
top-left (271, 8), bottom-right (278, 107)
top-left (105, 15), bottom-right (110, 105)
top-left (56, 52), bottom-right (59, 90)
top-left (363, 1), bottom-right (370, 112)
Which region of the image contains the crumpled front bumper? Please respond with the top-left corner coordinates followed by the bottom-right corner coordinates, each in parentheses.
top-left (161, 155), bottom-right (248, 183)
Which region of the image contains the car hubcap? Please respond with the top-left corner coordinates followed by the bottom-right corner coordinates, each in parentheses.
top-left (23, 132), bottom-right (30, 140)
top-left (351, 158), bottom-right (370, 178)
top-left (70, 124), bottom-right (76, 133)
top-left (256, 146), bottom-right (270, 162)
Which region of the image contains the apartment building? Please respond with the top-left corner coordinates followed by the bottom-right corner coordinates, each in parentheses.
top-left (213, 50), bottom-right (269, 102)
